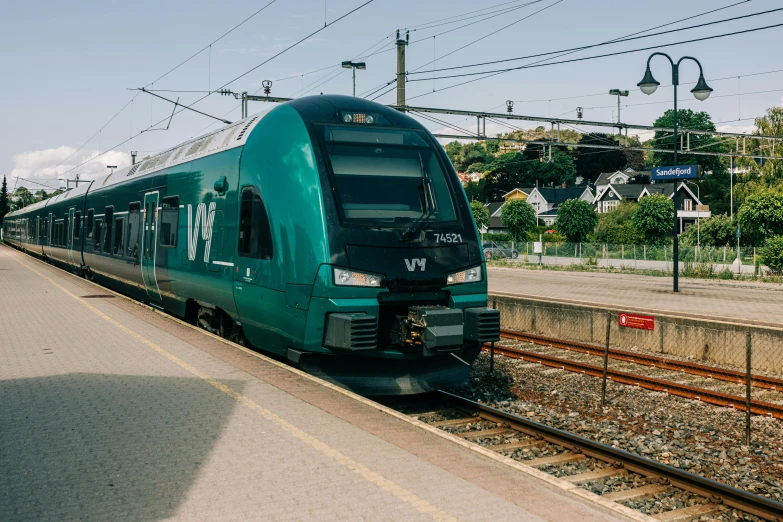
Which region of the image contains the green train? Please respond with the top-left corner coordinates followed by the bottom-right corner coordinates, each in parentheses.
top-left (2, 96), bottom-right (499, 394)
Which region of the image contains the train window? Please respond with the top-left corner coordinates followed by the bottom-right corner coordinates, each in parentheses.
top-left (126, 204), bottom-right (141, 258)
top-left (159, 196), bottom-right (179, 248)
top-left (86, 209), bottom-right (94, 239)
top-left (73, 211), bottom-right (81, 240)
top-left (113, 217), bottom-right (126, 256)
top-left (238, 186), bottom-right (273, 259)
top-left (320, 126), bottom-right (457, 225)
top-left (94, 219), bottom-right (103, 251)
top-left (103, 207), bottom-right (114, 253)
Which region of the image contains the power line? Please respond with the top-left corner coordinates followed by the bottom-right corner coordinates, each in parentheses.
top-left (144, 0), bottom-right (278, 88)
top-left (59, 1), bottom-right (375, 179)
top-left (408, 22), bottom-right (783, 83)
top-left (409, 4), bottom-right (776, 76)
top-left (403, 0), bottom-right (539, 31)
top-left (31, 1), bottom-right (279, 188)
top-left (398, 0), bottom-right (755, 103)
top-left (409, 0), bottom-right (562, 74)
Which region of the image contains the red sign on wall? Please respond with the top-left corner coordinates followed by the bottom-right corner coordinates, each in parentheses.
top-left (618, 312), bottom-right (655, 330)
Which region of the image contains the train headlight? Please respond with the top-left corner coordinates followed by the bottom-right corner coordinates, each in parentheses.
top-left (445, 266), bottom-right (483, 285)
top-left (333, 267), bottom-right (383, 287)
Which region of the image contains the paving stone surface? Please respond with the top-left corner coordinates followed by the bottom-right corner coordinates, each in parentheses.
top-left (488, 267), bottom-right (783, 325)
top-left (0, 246), bottom-right (626, 522)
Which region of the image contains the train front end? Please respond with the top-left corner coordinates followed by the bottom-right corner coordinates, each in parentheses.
top-left (289, 96), bottom-right (500, 395)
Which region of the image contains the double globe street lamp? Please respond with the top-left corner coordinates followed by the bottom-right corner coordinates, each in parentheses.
top-left (637, 52), bottom-right (713, 293)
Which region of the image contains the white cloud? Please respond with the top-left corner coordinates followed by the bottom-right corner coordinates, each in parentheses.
top-left (9, 146), bottom-right (131, 189)
top-left (716, 124), bottom-right (756, 135)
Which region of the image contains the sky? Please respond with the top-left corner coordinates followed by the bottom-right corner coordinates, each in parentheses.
top-left (1, 0), bottom-right (782, 192)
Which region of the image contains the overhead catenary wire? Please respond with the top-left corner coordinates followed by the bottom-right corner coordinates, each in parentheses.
top-left (57, 0), bottom-right (376, 180)
top-left (397, 0), bottom-right (756, 103)
top-left (29, 1), bottom-right (281, 188)
top-left (409, 4), bottom-right (776, 76)
top-left (408, 22), bottom-right (783, 83)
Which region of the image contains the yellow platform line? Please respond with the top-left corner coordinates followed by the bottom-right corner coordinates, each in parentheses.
top-left (5, 250), bottom-right (457, 522)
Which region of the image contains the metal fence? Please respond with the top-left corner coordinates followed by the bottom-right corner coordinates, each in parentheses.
top-left (487, 297), bottom-right (783, 445)
top-left (481, 240), bottom-right (760, 273)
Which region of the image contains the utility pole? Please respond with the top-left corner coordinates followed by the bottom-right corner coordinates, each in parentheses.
top-left (396, 30), bottom-right (408, 109)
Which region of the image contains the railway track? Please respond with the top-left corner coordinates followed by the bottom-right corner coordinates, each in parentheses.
top-left (485, 341), bottom-right (783, 419)
top-left (404, 391), bottom-right (783, 521)
top-left (501, 330), bottom-right (783, 391)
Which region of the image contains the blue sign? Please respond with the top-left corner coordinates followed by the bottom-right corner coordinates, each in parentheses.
top-left (651, 165), bottom-right (700, 180)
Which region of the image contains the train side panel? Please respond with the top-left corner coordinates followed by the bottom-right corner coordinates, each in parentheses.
top-left (233, 105), bottom-right (330, 355)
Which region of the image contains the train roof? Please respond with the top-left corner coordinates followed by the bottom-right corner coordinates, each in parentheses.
top-left (4, 96), bottom-right (422, 219)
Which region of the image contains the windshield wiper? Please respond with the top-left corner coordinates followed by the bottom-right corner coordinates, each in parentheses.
top-left (402, 153), bottom-right (435, 242)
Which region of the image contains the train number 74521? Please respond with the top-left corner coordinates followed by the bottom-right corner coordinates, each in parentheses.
top-left (432, 233), bottom-right (462, 243)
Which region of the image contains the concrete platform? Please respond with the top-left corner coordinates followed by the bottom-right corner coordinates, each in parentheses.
top-left (488, 266), bottom-right (783, 326)
top-left (0, 245), bottom-right (631, 522)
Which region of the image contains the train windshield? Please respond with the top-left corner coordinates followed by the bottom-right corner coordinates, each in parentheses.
top-left (320, 125), bottom-right (457, 225)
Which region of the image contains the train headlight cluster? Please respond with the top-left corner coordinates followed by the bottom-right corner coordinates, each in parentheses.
top-left (333, 268), bottom-right (383, 287)
top-left (445, 266), bottom-right (483, 285)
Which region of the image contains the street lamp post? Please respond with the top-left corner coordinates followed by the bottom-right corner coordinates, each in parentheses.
top-left (608, 89), bottom-right (629, 143)
top-left (637, 52), bottom-right (713, 293)
top-left (341, 61), bottom-right (366, 97)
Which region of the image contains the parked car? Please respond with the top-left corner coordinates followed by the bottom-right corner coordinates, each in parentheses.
top-left (482, 241), bottom-right (519, 260)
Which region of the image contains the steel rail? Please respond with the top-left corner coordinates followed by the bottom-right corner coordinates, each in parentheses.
top-left (487, 343), bottom-right (783, 419)
top-left (436, 390), bottom-right (783, 521)
top-left (501, 330), bottom-right (783, 391)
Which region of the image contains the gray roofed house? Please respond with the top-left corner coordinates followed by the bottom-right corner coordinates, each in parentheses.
top-left (593, 182), bottom-right (710, 233)
top-left (526, 186), bottom-right (594, 226)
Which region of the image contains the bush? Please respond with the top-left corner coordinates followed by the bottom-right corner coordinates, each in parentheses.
top-left (760, 236), bottom-right (783, 274)
top-left (632, 194), bottom-right (674, 246)
top-left (469, 200), bottom-right (489, 230)
top-left (501, 199), bottom-right (537, 241)
top-left (718, 267), bottom-right (735, 280)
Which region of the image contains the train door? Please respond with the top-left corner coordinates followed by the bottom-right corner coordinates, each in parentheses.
top-left (45, 212), bottom-right (53, 257)
top-left (142, 192), bottom-right (162, 302)
top-left (67, 207), bottom-right (75, 265)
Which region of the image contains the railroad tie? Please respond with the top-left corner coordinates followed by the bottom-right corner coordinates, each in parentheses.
top-left (455, 427), bottom-right (510, 439)
top-left (525, 453), bottom-right (585, 467)
top-left (486, 439), bottom-right (546, 452)
top-left (563, 467), bottom-right (627, 484)
top-left (429, 416), bottom-right (480, 428)
top-left (602, 484), bottom-right (668, 502)
top-left (651, 503), bottom-right (720, 522)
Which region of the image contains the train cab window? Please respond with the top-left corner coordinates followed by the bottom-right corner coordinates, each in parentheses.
top-left (86, 209), bottom-right (94, 240)
top-left (73, 211), bottom-right (81, 240)
top-left (159, 196), bottom-right (179, 247)
top-left (103, 207), bottom-right (114, 253)
top-left (126, 203), bottom-right (141, 258)
top-left (238, 186), bottom-right (273, 259)
top-left (113, 216), bottom-right (126, 256)
top-left (94, 219), bottom-right (103, 251)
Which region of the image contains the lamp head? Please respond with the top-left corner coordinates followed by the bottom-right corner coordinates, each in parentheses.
top-left (342, 61), bottom-right (353, 69)
top-left (355, 62), bottom-right (366, 70)
top-left (691, 74), bottom-right (713, 101)
top-left (637, 67), bottom-right (659, 95)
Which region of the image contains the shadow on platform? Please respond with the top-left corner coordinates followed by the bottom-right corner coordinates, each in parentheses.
top-left (0, 372), bottom-right (242, 521)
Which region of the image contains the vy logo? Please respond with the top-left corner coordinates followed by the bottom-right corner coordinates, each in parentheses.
top-left (187, 202), bottom-right (216, 262)
top-left (404, 258), bottom-right (427, 272)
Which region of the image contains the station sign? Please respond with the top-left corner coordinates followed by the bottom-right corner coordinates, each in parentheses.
top-left (650, 164), bottom-right (700, 181)
top-left (618, 312), bottom-right (654, 331)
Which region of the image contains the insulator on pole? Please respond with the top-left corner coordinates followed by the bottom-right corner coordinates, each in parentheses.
top-left (262, 80), bottom-right (272, 96)
top-left (506, 100), bottom-right (514, 114)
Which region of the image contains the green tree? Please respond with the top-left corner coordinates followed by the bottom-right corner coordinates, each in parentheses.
top-left (0, 175), bottom-right (9, 224)
top-left (11, 186), bottom-right (35, 211)
top-left (501, 199), bottom-right (537, 241)
top-left (594, 202), bottom-right (645, 244)
top-left (760, 236), bottom-right (783, 274)
top-left (469, 200), bottom-right (489, 231)
top-left (555, 199), bottom-right (597, 242)
top-left (463, 181), bottom-right (482, 201)
top-left (679, 214), bottom-right (735, 247)
top-left (647, 109), bottom-right (730, 214)
top-left (575, 133), bottom-right (627, 183)
top-left (632, 194), bottom-right (674, 246)
top-left (737, 191), bottom-right (783, 246)
top-left (535, 152), bottom-right (577, 186)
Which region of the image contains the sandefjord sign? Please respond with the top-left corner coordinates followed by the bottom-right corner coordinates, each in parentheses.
top-left (651, 164), bottom-right (700, 180)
